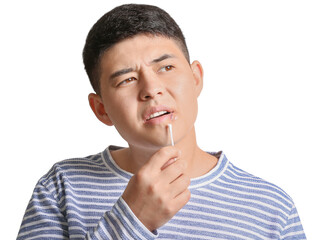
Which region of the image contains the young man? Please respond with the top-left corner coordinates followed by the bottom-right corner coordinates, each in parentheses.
top-left (18, 4), bottom-right (306, 239)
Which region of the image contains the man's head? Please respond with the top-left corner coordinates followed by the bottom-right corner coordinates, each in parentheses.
top-left (83, 4), bottom-right (190, 95)
top-left (85, 4), bottom-right (203, 150)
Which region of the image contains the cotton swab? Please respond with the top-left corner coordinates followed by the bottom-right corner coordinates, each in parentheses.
top-left (167, 124), bottom-right (174, 146)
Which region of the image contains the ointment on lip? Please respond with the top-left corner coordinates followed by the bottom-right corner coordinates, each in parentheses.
top-left (167, 124), bottom-right (174, 146)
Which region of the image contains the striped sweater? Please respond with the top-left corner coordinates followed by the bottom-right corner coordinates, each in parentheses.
top-left (17, 146), bottom-right (306, 239)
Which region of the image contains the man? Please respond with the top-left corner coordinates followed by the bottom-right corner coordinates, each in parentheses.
top-left (18, 4), bottom-right (306, 239)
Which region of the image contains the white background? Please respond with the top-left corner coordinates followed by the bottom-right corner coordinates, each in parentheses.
top-left (1, 0), bottom-right (331, 239)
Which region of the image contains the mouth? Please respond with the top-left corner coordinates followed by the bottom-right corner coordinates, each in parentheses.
top-left (143, 106), bottom-right (174, 124)
top-left (146, 111), bottom-right (171, 121)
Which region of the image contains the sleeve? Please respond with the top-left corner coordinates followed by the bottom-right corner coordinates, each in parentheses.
top-left (280, 204), bottom-right (306, 240)
top-left (87, 197), bottom-right (158, 240)
top-left (18, 182), bottom-right (158, 240)
top-left (17, 182), bottom-right (69, 239)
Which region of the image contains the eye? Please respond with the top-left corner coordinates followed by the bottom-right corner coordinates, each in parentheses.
top-left (159, 65), bottom-right (174, 72)
top-left (117, 77), bottom-right (137, 86)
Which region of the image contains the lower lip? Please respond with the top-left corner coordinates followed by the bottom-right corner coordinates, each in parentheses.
top-left (145, 113), bottom-right (174, 125)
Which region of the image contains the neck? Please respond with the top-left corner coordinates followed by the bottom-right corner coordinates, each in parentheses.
top-left (112, 127), bottom-right (217, 178)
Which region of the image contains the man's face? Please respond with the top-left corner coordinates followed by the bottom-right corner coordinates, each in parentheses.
top-left (95, 35), bottom-right (203, 149)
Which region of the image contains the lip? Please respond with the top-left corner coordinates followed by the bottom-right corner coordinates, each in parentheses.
top-left (143, 105), bottom-right (175, 124)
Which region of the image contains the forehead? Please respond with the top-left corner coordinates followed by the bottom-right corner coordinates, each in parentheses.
top-left (100, 35), bottom-right (187, 69)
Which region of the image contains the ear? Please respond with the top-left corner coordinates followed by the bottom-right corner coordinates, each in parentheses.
top-left (88, 93), bottom-right (113, 126)
top-left (190, 60), bottom-right (204, 97)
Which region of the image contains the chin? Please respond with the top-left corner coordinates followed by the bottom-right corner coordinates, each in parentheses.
top-left (126, 137), bottom-right (168, 150)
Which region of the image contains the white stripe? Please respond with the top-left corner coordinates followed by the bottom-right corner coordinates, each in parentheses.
top-left (52, 168), bottom-right (112, 175)
top-left (31, 192), bottom-right (57, 203)
top-left (57, 167), bottom-right (112, 175)
top-left (67, 174), bottom-right (119, 181)
top-left (94, 230), bottom-right (103, 240)
top-left (57, 186), bottom-right (122, 201)
top-left (58, 194), bottom-right (117, 207)
top-left (105, 213), bottom-right (122, 240)
top-left (61, 157), bottom-right (104, 165)
top-left (282, 227), bottom-right (305, 238)
top-left (28, 234), bottom-right (68, 240)
top-left (18, 226), bottom-right (67, 238)
top-left (67, 218), bottom-right (98, 228)
top-left (86, 154), bottom-right (101, 160)
top-left (65, 208), bottom-right (104, 218)
top-left (68, 225), bottom-right (86, 235)
top-left (33, 183), bottom-right (57, 196)
top-left (24, 204), bottom-right (62, 214)
top-left (62, 201), bottom-right (109, 214)
top-left (282, 221), bottom-right (302, 232)
top-left (86, 231), bottom-right (92, 240)
top-left (288, 211), bottom-right (299, 218)
top-left (22, 211), bottom-right (65, 222)
top-left (61, 179), bottom-right (127, 189)
top-left (65, 180), bottom-right (126, 187)
top-left (28, 198), bottom-right (57, 207)
top-left (20, 218), bottom-right (68, 229)
top-left (59, 161), bottom-right (106, 169)
top-left (70, 234), bottom-right (86, 239)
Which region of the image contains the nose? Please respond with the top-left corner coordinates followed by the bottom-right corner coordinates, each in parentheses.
top-left (139, 74), bottom-right (164, 100)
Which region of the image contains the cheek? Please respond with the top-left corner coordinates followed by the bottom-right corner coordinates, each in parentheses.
top-left (106, 95), bottom-right (137, 124)
top-left (173, 79), bottom-right (198, 119)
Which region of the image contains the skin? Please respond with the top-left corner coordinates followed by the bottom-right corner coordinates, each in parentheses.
top-left (88, 34), bottom-right (217, 231)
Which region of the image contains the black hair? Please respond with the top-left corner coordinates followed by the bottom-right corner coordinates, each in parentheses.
top-left (82, 4), bottom-right (190, 95)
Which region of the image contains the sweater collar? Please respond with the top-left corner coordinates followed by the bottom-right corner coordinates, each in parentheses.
top-left (102, 145), bottom-right (229, 189)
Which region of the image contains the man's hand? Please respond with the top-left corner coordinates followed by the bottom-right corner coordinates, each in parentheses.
top-left (121, 146), bottom-right (191, 231)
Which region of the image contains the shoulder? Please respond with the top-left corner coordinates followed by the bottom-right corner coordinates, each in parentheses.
top-left (224, 160), bottom-right (292, 202)
top-left (220, 162), bottom-right (306, 238)
top-left (205, 152), bottom-right (296, 214)
top-left (37, 150), bottom-right (111, 193)
top-left (216, 157), bottom-right (296, 218)
top-left (208, 152), bottom-right (292, 201)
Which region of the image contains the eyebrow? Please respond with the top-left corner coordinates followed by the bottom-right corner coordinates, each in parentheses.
top-left (110, 68), bottom-right (134, 80)
top-left (150, 54), bottom-right (175, 64)
top-left (109, 54), bottom-right (175, 81)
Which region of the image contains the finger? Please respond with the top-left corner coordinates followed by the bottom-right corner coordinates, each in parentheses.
top-left (169, 174), bottom-right (191, 198)
top-left (160, 159), bottom-right (186, 183)
top-left (170, 188), bottom-right (191, 212)
top-left (161, 157), bottom-right (177, 170)
top-left (145, 146), bottom-right (181, 172)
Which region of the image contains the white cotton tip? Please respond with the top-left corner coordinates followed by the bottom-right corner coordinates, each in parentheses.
top-left (167, 124), bottom-right (175, 146)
